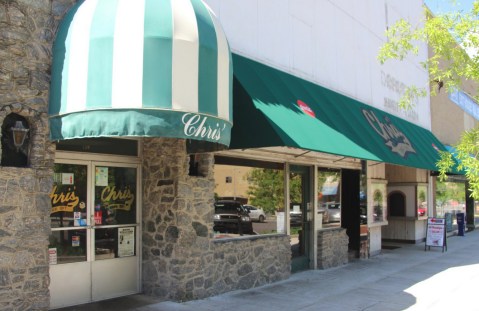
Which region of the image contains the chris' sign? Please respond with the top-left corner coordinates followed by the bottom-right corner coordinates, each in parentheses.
top-left (362, 109), bottom-right (416, 158)
top-left (182, 113), bottom-right (227, 142)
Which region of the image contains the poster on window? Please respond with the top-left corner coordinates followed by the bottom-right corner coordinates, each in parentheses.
top-left (61, 173), bottom-right (74, 185)
top-left (118, 227), bottom-right (135, 257)
top-left (72, 235), bottom-right (80, 247)
top-left (95, 167), bottom-right (108, 186)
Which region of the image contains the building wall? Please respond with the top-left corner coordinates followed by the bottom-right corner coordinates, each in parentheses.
top-left (214, 165), bottom-right (252, 200)
top-left (0, 1), bottom-right (75, 309)
top-left (206, 0), bottom-right (431, 129)
top-left (142, 138), bottom-right (291, 301)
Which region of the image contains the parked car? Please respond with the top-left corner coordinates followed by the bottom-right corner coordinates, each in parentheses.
top-left (213, 200), bottom-right (254, 235)
top-left (318, 206), bottom-right (330, 223)
top-left (326, 203), bottom-right (341, 222)
top-left (418, 206), bottom-right (427, 217)
top-left (244, 205), bottom-right (266, 222)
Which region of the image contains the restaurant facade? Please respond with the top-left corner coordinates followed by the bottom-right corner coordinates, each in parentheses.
top-left (0, 0), bottom-right (456, 310)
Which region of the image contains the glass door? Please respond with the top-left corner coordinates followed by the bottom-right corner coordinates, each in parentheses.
top-left (290, 165), bottom-right (312, 272)
top-left (91, 163), bottom-right (139, 301)
top-left (49, 160), bottom-right (140, 308)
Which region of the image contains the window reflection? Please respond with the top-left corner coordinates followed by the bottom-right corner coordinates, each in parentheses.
top-left (50, 164), bottom-right (88, 228)
top-left (95, 227), bottom-right (136, 260)
top-left (318, 169), bottom-right (341, 228)
top-left (94, 167), bottom-right (136, 226)
top-left (49, 229), bottom-right (87, 264)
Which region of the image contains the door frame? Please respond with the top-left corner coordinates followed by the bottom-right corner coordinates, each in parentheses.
top-left (287, 163), bottom-right (315, 272)
top-left (50, 151), bottom-right (142, 308)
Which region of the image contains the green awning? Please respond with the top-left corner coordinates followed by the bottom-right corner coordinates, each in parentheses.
top-left (49, 0), bottom-right (232, 150)
top-left (231, 54), bottom-right (451, 171)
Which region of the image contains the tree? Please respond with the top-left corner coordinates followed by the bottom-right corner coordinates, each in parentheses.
top-left (246, 168), bottom-right (302, 214)
top-left (378, 1), bottom-right (479, 198)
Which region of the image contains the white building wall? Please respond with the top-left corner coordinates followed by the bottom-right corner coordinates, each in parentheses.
top-left (206, 0), bottom-right (431, 129)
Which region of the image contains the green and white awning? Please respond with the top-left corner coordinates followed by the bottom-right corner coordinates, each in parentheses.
top-left (49, 0), bottom-right (232, 149)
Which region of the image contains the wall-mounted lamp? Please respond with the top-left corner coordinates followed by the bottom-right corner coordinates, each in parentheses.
top-left (11, 120), bottom-right (29, 151)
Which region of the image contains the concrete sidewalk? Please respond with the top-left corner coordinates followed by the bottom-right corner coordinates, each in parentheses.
top-left (59, 231), bottom-right (479, 311)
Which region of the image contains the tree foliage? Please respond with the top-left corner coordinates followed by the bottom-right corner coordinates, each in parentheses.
top-left (246, 168), bottom-right (302, 214)
top-left (378, 1), bottom-right (479, 198)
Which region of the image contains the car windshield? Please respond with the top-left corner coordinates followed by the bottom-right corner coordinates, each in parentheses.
top-left (215, 202), bottom-right (242, 214)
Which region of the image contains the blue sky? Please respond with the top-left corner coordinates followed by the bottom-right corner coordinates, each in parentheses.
top-left (425, 0), bottom-right (474, 14)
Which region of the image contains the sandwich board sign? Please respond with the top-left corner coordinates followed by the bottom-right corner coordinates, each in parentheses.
top-left (425, 217), bottom-right (447, 252)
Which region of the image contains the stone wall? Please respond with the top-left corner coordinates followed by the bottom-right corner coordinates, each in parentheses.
top-left (142, 138), bottom-right (216, 301)
top-left (317, 228), bottom-right (349, 269)
top-left (142, 138), bottom-right (291, 302)
top-left (0, 1), bottom-right (68, 309)
top-left (212, 235), bottom-right (291, 294)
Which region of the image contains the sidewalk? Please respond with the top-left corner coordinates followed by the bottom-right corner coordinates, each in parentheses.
top-left (59, 230), bottom-right (479, 311)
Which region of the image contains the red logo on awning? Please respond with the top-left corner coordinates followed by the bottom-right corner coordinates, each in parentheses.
top-left (297, 100), bottom-right (315, 118)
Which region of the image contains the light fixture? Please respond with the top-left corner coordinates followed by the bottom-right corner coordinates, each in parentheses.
top-left (11, 120), bottom-right (29, 151)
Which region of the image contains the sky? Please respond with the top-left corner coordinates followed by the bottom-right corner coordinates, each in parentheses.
top-left (425, 0), bottom-right (474, 14)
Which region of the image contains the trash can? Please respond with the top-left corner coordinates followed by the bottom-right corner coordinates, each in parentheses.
top-left (456, 212), bottom-right (465, 236)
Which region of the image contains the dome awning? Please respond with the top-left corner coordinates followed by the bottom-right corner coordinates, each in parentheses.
top-left (49, 0), bottom-right (232, 150)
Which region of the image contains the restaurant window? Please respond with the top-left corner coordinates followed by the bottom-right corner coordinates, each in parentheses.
top-left (213, 156), bottom-right (284, 238)
top-left (370, 179), bottom-right (387, 223)
top-left (317, 169), bottom-right (341, 228)
top-left (388, 191), bottom-right (406, 217)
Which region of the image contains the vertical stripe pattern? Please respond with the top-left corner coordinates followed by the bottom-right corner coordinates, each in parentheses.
top-left (50, 0), bottom-right (232, 122)
top-left (66, 0), bottom-right (99, 113)
top-left (111, 0), bottom-right (146, 108)
top-left (191, 0), bottom-right (218, 116)
top-left (142, 0), bottom-right (173, 108)
top-left (171, 0), bottom-right (199, 112)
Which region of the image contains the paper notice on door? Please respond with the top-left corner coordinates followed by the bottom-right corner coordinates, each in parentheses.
top-left (62, 173), bottom-right (74, 185)
top-left (72, 236), bottom-right (80, 247)
top-left (118, 227), bottom-right (135, 257)
top-left (95, 167), bottom-right (108, 186)
top-left (49, 248), bottom-right (57, 265)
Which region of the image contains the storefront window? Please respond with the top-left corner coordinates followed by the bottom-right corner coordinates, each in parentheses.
top-left (49, 163), bottom-right (138, 264)
top-left (317, 169), bottom-right (341, 228)
top-left (50, 164), bottom-right (88, 228)
top-left (436, 180), bottom-right (466, 223)
top-left (49, 163), bottom-right (89, 264)
top-left (370, 179), bottom-right (387, 224)
top-left (95, 227), bottom-right (136, 260)
top-left (94, 166), bottom-right (136, 225)
top-left (417, 184), bottom-right (427, 219)
top-left (49, 229), bottom-right (87, 264)
top-left (360, 163), bottom-right (367, 224)
top-left (213, 158), bottom-right (284, 238)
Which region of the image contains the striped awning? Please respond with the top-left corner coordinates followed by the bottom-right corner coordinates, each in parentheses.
top-left (49, 0), bottom-right (232, 149)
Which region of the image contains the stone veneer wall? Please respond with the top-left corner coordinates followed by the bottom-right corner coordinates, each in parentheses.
top-left (317, 228), bottom-right (349, 269)
top-left (142, 138), bottom-right (291, 301)
top-left (212, 235), bottom-right (290, 293)
top-left (0, 1), bottom-right (76, 309)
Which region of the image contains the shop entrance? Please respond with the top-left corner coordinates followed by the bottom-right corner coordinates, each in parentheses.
top-left (290, 165), bottom-right (312, 272)
top-left (49, 156), bottom-right (140, 308)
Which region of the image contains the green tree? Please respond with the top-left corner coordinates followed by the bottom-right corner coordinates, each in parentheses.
top-left (436, 180), bottom-right (466, 207)
top-left (378, 2), bottom-right (479, 198)
top-left (246, 169), bottom-right (302, 214)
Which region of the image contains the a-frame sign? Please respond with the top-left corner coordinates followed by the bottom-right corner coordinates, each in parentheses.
top-left (425, 217), bottom-right (447, 252)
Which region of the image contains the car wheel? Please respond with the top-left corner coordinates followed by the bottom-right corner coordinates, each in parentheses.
top-left (259, 215), bottom-right (265, 223)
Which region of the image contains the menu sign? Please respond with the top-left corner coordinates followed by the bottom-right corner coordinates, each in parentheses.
top-left (425, 218), bottom-right (447, 252)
